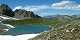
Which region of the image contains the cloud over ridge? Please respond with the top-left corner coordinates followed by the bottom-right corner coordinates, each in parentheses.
top-left (13, 5), bottom-right (50, 11)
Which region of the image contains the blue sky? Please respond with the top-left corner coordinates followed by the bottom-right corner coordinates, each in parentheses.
top-left (0, 0), bottom-right (80, 16)
top-left (0, 0), bottom-right (57, 8)
top-left (0, 0), bottom-right (80, 8)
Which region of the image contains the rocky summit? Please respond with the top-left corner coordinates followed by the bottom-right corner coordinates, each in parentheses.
top-left (0, 4), bottom-right (14, 17)
top-left (14, 9), bottom-right (41, 19)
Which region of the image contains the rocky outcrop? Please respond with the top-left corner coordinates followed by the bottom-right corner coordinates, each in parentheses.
top-left (14, 9), bottom-right (41, 19)
top-left (0, 4), bottom-right (14, 17)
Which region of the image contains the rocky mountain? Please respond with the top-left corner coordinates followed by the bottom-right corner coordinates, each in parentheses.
top-left (0, 4), bottom-right (41, 19)
top-left (0, 4), bottom-right (14, 17)
top-left (14, 9), bottom-right (41, 19)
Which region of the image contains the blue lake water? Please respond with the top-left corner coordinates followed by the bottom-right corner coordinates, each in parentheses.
top-left (5, 24), bottom-right (49, 35)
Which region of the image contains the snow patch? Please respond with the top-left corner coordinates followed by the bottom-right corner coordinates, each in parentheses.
top-left (0, 34), bottom-right (39, 40)
top-left (1, 24), bottom-right (15, 28)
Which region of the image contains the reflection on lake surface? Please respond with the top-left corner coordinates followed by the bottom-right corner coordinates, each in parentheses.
top-left (5, 24), bottom-right (49, 35)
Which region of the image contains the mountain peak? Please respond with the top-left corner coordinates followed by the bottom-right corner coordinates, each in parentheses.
top-left (0, 4), bottom-right (14, 17)
top-left (14, 9), bottom-right (41, 19)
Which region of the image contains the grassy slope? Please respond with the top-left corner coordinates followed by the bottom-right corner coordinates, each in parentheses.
top-left (2, 17), bottom-right (70, 26)
top-left (2, 18), bottom-right (49, 25)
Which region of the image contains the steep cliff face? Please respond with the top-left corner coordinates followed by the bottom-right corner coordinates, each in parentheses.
top-left (14, 9), bottom-right (41, 19)
top-left (0, 4), bottom-right (14, 17)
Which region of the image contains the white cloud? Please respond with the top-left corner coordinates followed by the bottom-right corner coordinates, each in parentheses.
top-left (12, 5), bottom-right (51, 15)
top-left (13, 5), bottom-right (50, 12)
top-left (51, 1), bottom-right (80, 10)
top-left (13, 6), bottom-right (23, 11)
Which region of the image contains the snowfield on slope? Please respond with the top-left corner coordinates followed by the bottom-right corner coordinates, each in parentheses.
top-left (0, 16), bottom-right (19, 20)
top-left (0, 34), bottom-right (39, 40)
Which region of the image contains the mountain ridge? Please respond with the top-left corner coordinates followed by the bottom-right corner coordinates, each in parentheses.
top-left (0, 4), bottom-right (41, 19)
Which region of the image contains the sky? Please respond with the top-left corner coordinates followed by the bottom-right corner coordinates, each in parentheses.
top-left (0, 0), bottom-right (80, 17)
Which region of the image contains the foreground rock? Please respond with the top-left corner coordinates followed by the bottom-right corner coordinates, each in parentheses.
top-left (29, 20), bottom-right (80, 40)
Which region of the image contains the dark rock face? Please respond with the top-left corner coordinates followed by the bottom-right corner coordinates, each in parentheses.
top-left (0, 4), bottom-right (14, 17)
top-left (14, 9), bottom-right (41, 19)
